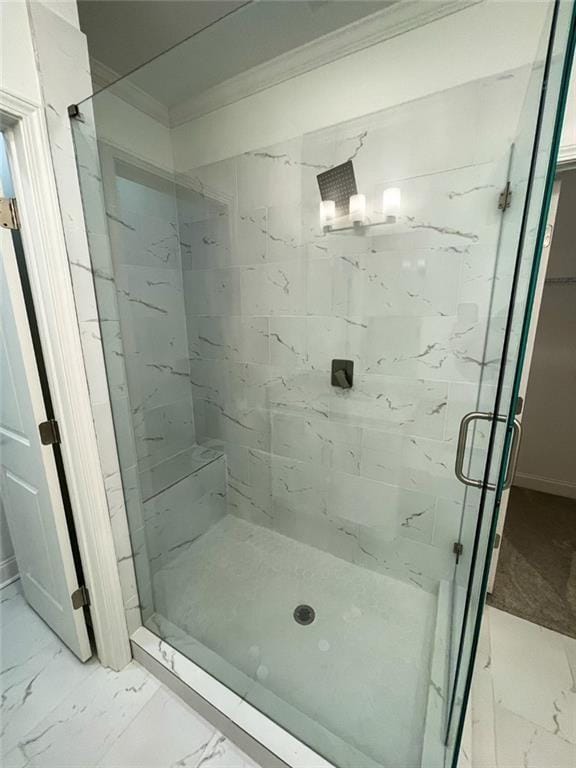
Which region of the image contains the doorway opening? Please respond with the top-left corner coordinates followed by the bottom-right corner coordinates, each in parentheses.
top-left (488, 166), bottom-right (576, 639)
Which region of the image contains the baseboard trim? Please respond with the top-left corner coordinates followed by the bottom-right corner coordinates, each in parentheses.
top-left (514, 473), bottom-right (576, 500)
top-left (0, 557), bottom-right (19, 588)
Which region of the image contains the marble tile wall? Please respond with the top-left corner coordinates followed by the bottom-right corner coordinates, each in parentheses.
top-left (179, 71), bottom-right (523, 592)
top-left (143, 455), bottom-right (227, 577)
top-left (74, 133), bottom-right (230, 617)
top-left (110, 171), bottom-right (197, 489)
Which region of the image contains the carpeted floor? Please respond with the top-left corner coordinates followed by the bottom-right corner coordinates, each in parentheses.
top-left (488, 486), bottom-right (576, 639)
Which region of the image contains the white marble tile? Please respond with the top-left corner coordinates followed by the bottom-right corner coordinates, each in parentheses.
top-left (143, 457), bottom-right (227, 573)
top-left (237, 140), bottom-right (304, 213)
top-left (469, 609), bottom-right (498, 768)
top-left (266, 205), bottom-right (305, 263)
top-left (186, 213), bottom-right (232, 270)
top-left (330, 374), bottom-right (449, 440)
top-left (234, 208), bottom-right (267, 265)
top-left (146, 515), bottom-right (436, 767)
top-left (240, 261), bottom-right (306, 316)
top-left (328, 470), bottom-right (434, 541)
top-left (17, 663), bottom-right (159, 767)
top-left (271, 412), bottom-right (361, 474)
top-left (191, 733), bottom-right (258, 768)
top-left (1, 636), bottom-right (98, 755)
top-left (489, 608), bottom-right (576, 744)
top-left (0, 580), bottom-right (28, 629)
top-left (0, 589), bottom-right (259, 768)
top-left (494, 704), bottom-right (576, 768)
top-left (360, 428), bottom-right (461, 503)
top-left (183, 268), bottom-right (242, 317)
top-left (0, 603), bottom-right (60, 672)
top-left (332, 249), bottom-right (461, 319)
top-left (97, 686), bottom-right (215, 767)
top-left (269, 317), bottom-right (307, 368)
top-left (193, 316), bottom-right (269, 364)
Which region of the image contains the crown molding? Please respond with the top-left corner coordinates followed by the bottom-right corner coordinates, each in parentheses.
top-left (89, 58), bottom-right (170, 127)
top-left (169, 0), bottom-right (480, 127)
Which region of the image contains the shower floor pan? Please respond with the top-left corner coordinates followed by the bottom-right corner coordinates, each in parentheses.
top-left (137, 515), bottom-right (438, 767)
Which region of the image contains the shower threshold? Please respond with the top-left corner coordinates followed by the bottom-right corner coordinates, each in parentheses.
top-left (131, 516), bottom-right (446, 768)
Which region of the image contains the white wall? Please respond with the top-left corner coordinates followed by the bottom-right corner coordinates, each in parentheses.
top-left (0, 0), bottom-right (41, 103)
top-left (516, 168), bottom-right (576, 498)
top-left (559, 54), bottom-right (576, 163)
top-left (171, 1), bottom-right (549, 169)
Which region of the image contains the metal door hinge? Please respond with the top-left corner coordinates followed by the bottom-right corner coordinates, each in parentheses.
top-left (0, 197), bottom-right (20, 230)
top-left (498, 182), bottom-right (512, 211)
top-left (67, 104), bottom-right (84, 121)
top-left (494, 533), bottom-right (501, 550)
top-left (39, 419), bottom-right (61, 445)
top-left (71, 585), bottom-right (90, 609)
top-left (453, 542), bottom-right (464, 562)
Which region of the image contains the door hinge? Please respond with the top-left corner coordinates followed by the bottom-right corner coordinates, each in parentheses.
top-left (453, 542), bottom-right (464, 562)
top-left (39, 419), bottom-right (61, 445)
top-left (493, 533), bottom-right (501, 550)
top-left (0, 197), bottom-right (20, 230)
top-left (498, 182), bottom-right (512, 211)
top-left (71, 585), bottom-right (90, 609)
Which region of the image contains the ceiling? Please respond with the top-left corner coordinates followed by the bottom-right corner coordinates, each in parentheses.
top-left (78, 0), bottom-right (245, 80)
top-left (78, 1), bottom-right (388, 108)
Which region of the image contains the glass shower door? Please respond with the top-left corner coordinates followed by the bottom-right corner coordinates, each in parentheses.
top-left (445, 3), bottom-right (576, 763)
top-left (69, 2), bottom-right (576, 767)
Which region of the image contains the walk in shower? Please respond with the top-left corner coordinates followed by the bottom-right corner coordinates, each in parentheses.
top-left (71, 2), bottom-right (575, 765)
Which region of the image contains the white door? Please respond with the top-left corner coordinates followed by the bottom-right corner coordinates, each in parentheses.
top-left (487, 180), bottom-right (562, 592)
top-left (0, 200), bottom-right (91, 661)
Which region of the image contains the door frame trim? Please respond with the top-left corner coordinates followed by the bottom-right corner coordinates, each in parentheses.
top-left (0, 87), bottom-right (131, 670)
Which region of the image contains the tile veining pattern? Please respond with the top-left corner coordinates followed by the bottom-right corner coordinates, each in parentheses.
top-left (177, 71), bottom-right (524, 591)
top-left (76, 67), bottom-right (529, 605)
top-left (468, 606), bottom-right (576, 768)
top-left (0, 581), bottom-right (256, 768)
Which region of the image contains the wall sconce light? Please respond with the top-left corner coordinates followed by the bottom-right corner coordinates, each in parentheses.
top-left (382, 187), bottom-right (401, 223)
top-left (320, 200), bottom-right (336, 231)
top-left (349, 193), bottom-right (367, 225)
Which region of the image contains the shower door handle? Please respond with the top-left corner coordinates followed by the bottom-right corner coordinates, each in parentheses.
top-left (455, 412), bottom-right (522, 491)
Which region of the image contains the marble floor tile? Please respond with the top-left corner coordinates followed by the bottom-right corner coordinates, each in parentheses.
top-left (494, 704), bottom-right (576, 768)
top-left (15, 662), bottom-right (160, 767)
top-left (97, 686), bottom-right (215, 767)
top-left (470, 611), bottom-right (497, 768)
top-left (0, 581), bottom-right (29, 629)
top-left (466, 606), bottom-right (576, 768)
top-left (0, 582), bottom-right (256, 768)
top-left (488, 608), bottom-right (575, 744)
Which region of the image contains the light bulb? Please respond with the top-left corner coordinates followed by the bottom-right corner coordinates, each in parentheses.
top-left (382, 187), bottom-right (401, 222)
top-left (320, 200), bottom-right (336, 230)
top-left (349, 193), bottom-right (366, 225)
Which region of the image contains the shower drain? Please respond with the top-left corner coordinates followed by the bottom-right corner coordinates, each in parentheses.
top-left (293, 604), bottom-right (315, 626)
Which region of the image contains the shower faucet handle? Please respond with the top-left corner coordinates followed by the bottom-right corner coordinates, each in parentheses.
top-left (331, 359), bottom-right (353, 389)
